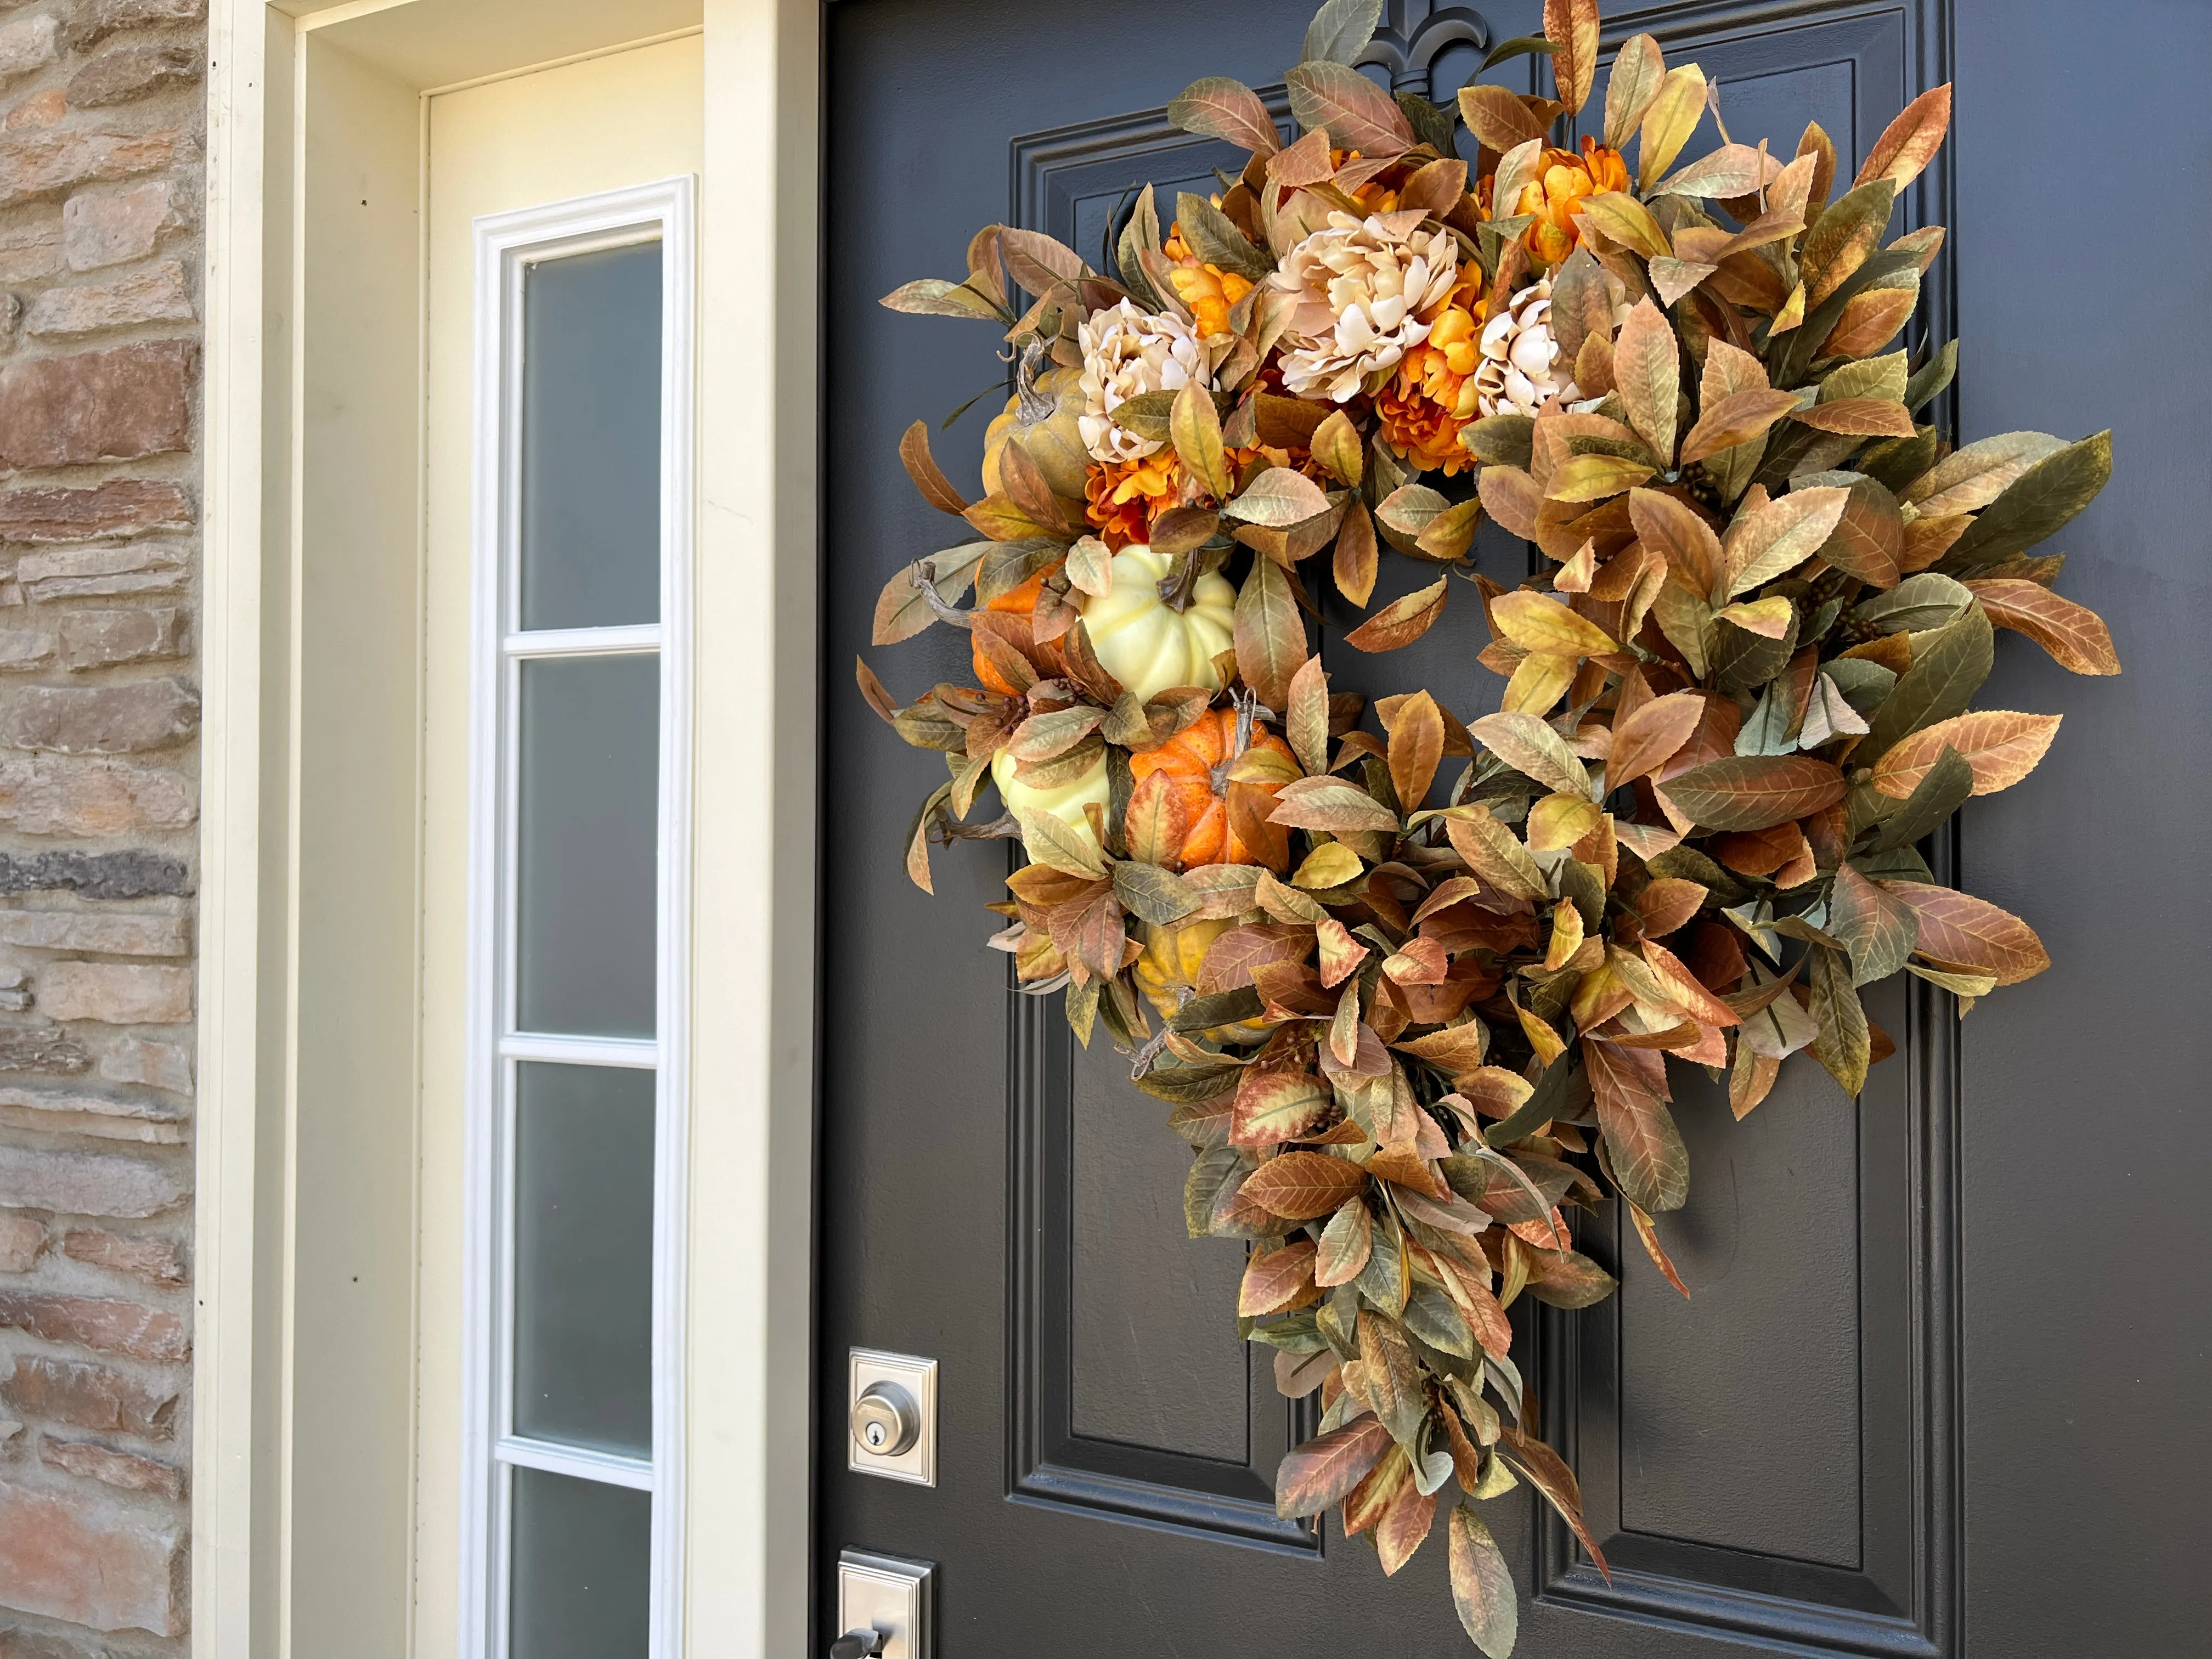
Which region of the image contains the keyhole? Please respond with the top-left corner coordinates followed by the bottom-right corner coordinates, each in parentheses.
top-left (866, 1423), bottom-right (887, 1449)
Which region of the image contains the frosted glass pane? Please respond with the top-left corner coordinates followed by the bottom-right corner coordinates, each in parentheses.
top-left (516, 654), bottom-right (658, 1038)
top-left (509, 1468), bottom-right (650, 1659)
top-left (513, 1062), bottom-right (654, 1454)
top-left (520, 241), bottom-right (663, 630)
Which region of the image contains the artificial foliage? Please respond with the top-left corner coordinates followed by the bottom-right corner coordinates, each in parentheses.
top-left (860, 0), bottom-right (2118, 1648)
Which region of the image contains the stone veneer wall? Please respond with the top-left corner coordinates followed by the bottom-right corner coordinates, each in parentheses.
top-left (0, 0), bottom-right (205, 1650)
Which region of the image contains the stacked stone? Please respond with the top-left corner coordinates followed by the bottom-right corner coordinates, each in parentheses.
top-left (0, 0), bottom-right (203, 1650)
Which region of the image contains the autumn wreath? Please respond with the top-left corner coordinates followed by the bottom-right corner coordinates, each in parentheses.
top-left (860, 0), bottom-right (2118, 1649)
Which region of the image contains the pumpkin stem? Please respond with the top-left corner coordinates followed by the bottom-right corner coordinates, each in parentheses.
top-left (910, 562), bottom-right (974, 629)
top-left (1210, 687), bottom-right (1263, 794)
top-left (1128, 986), bottom-right (1195, 1081)
top-left (938, 812), bottom-right (1022, 843)
top-left (1013, 338), bottom-right (1056, 423)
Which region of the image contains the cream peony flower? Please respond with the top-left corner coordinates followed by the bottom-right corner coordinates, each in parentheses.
top-left (1077, 300), bottom-right (1212, 465)
top-left (1271, 210), bottom-right (1462, 404)
top-left (1474, 278), bottom-right (1580, 418)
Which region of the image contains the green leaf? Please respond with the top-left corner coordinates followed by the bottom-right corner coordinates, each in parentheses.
top-left (1854, 571), bottom-right (1971, 634)
top-left (1395, 89), bottom-right (1458, 156)
top-left (1905, 338), bottom-right (1958, 413)
top-left (1485, 1051), bottom-right (1575, 1148)
top-left (1170, 985), bottom-right (1266, 1032)
top-left (1114, 183), bottom-right (1164, 309)
top-left (1480, 32), bottom-right (1555, 70)
top-left (1112, 860), bottom-right (1200, 925)
top-left (1463, 414), bottom-right (1535, 468)
top-left (1943, 431), bottom-right (2113, 568)
top-left (1805, 945), bottom-right (1871, 1096)
top-left (1302, 0), bottom-right (1385, 65)
top-left (1173, 190), bottom-right (1276, 283)
top-left (1869, 744), bottom-right (1973, 852)
top-left (1404, 1284), bottom-right (1475, 1359)
top-left (1144, 1062), bottom-right (1243, 1107)
top-left (1858, 601), bottom-right (1993, 759)
top-left (1828, 862), bottom-right (1918, 985)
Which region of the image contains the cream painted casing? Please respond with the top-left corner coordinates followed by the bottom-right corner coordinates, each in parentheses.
top-left (1078, 545), bottom-right (1235, 702)
top-left (204, 2), bottom-right (819, 1655)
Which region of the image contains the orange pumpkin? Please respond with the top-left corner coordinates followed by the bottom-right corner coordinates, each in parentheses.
top-left (972, 561), bottom-right (1066, 697)
top-left (1128, 707), bottom-right (1295, 871)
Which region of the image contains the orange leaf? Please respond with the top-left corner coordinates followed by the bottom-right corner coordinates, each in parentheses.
top-left (1852, 83), bottom-right (1952, 191)
top-left (1238, 1238), bottom-right (1320, 1316)
top-left (1880, 881), bottom-right (2050, 986)
top-left (1240, 1150), bottom-right (1368, 1221)
top-left (1874, 711), bottom-right (2062, 799)
top-left (1345, 577), bottom-right (1448, 653)
top-left (1965, 579), bottom-right (2121, 675)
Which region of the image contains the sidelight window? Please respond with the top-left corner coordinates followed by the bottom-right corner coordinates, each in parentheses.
top-left (464, 180), bottom-right (694, 1659)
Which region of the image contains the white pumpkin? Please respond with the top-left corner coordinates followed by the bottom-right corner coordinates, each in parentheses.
top-left (1077, 545), bottom-right (1236, 702)
top-left (992, 746), bottom-right (1110, 846)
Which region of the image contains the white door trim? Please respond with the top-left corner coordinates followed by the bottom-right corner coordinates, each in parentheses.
top-left (199, 4), bottom-right (821, 1654)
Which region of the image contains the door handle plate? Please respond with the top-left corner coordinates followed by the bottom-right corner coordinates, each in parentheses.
top-left (837, 1548), bottom-right (934, 1659)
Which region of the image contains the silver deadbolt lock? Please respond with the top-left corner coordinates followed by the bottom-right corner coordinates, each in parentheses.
top-left (851, 1381), bottom-right (919, 1456)
top-left (848, 1349), bottom-right (937, 1486)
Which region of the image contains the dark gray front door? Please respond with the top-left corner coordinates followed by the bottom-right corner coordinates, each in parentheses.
top-left (819, 2), bottom-right (2210, 1653)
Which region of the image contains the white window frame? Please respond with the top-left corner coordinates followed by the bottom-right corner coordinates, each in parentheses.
top-left (461, 176), bottom-right (696, 1659)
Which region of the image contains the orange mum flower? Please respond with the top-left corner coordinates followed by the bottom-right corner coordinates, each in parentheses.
top-left (1376, 279), bottom-right (1489, 475)
top-left (1514, 137), bottom-right (1629, 268)
top-left (1161, 225), bottom-right (1256, 342)
top-left (1085, 452), bottom-right (1182, 549)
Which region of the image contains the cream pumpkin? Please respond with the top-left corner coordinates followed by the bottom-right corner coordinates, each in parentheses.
top-left (1077, 545), bottom-right (1235, 702)
top-left (991, 746), bottom-right (1110, 848)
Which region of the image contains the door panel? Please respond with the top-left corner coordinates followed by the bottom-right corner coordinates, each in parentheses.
top-left (821, 2), bottom-right (2207, 1654)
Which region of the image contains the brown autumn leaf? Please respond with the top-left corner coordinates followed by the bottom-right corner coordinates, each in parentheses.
top-left (1880, 881), bottom-right (2051, 985)
top-left (1629, 488), bottom-right (1725, 599)
top-left (1612, 298), bottom-right (1681, 464)
top-left (1662, 755), bottom-right (1847, 832)
top-left (1629, 1201), bottom-right (1690, 1297)
top-left (1630, 877), bottom-right (1708, 938)
top-left (899, 420), bottom-right (969, 514)
top-left (1334, 496), bottom-right (1380, 606)
top-left (1238, 1238), bottom-right (1320, 1316)
top-left (1315, 1197), bottom-right (1373, 1287)
top-left (1583, 1037), bottom-right (1686, 1212)
top-left (1389, 690), bottom-right (1447, 813)
top-left (1873, 711), bottom-right (2062, 799)
top-left (1791, 397), bottom-right (1916, 437)
top-left (1241, 1150), bottom-right (1369, 1221)
top-left (1345, 577), bottom-right (1449, 652)
top-left (1497, 1422), bottom-right (1611, 1581)
top-left (1288, 59), bottom-right (1415, 153)
top-left (1544, 0), bottom-right (1601, 115)
top-left (1853, 83), bottom-right (1952, 190)
top-left (1376, 1480), bottom-right (1439, 1577)
top-left (1124, 769), bottom-right (1190, 869)
top-left (1965, 579), bottom-right (2121, 675)
top-left (1678, 388), bottom-right (1804, 465)
top-left (1169, 75), bottom-right (1282, 155)
top-left (1235, 554), bottom-right (1308, 710)
top-left (1457, 82), bottom-right (1549, 153)
top-left (1606, 690), bottom-right (1706, 787)
top-left (1274, 1417), bottom-right (1392, 1519)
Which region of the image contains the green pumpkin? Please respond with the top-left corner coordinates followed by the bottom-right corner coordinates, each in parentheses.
top-left (983, 356), bottom-right (1090, 501)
